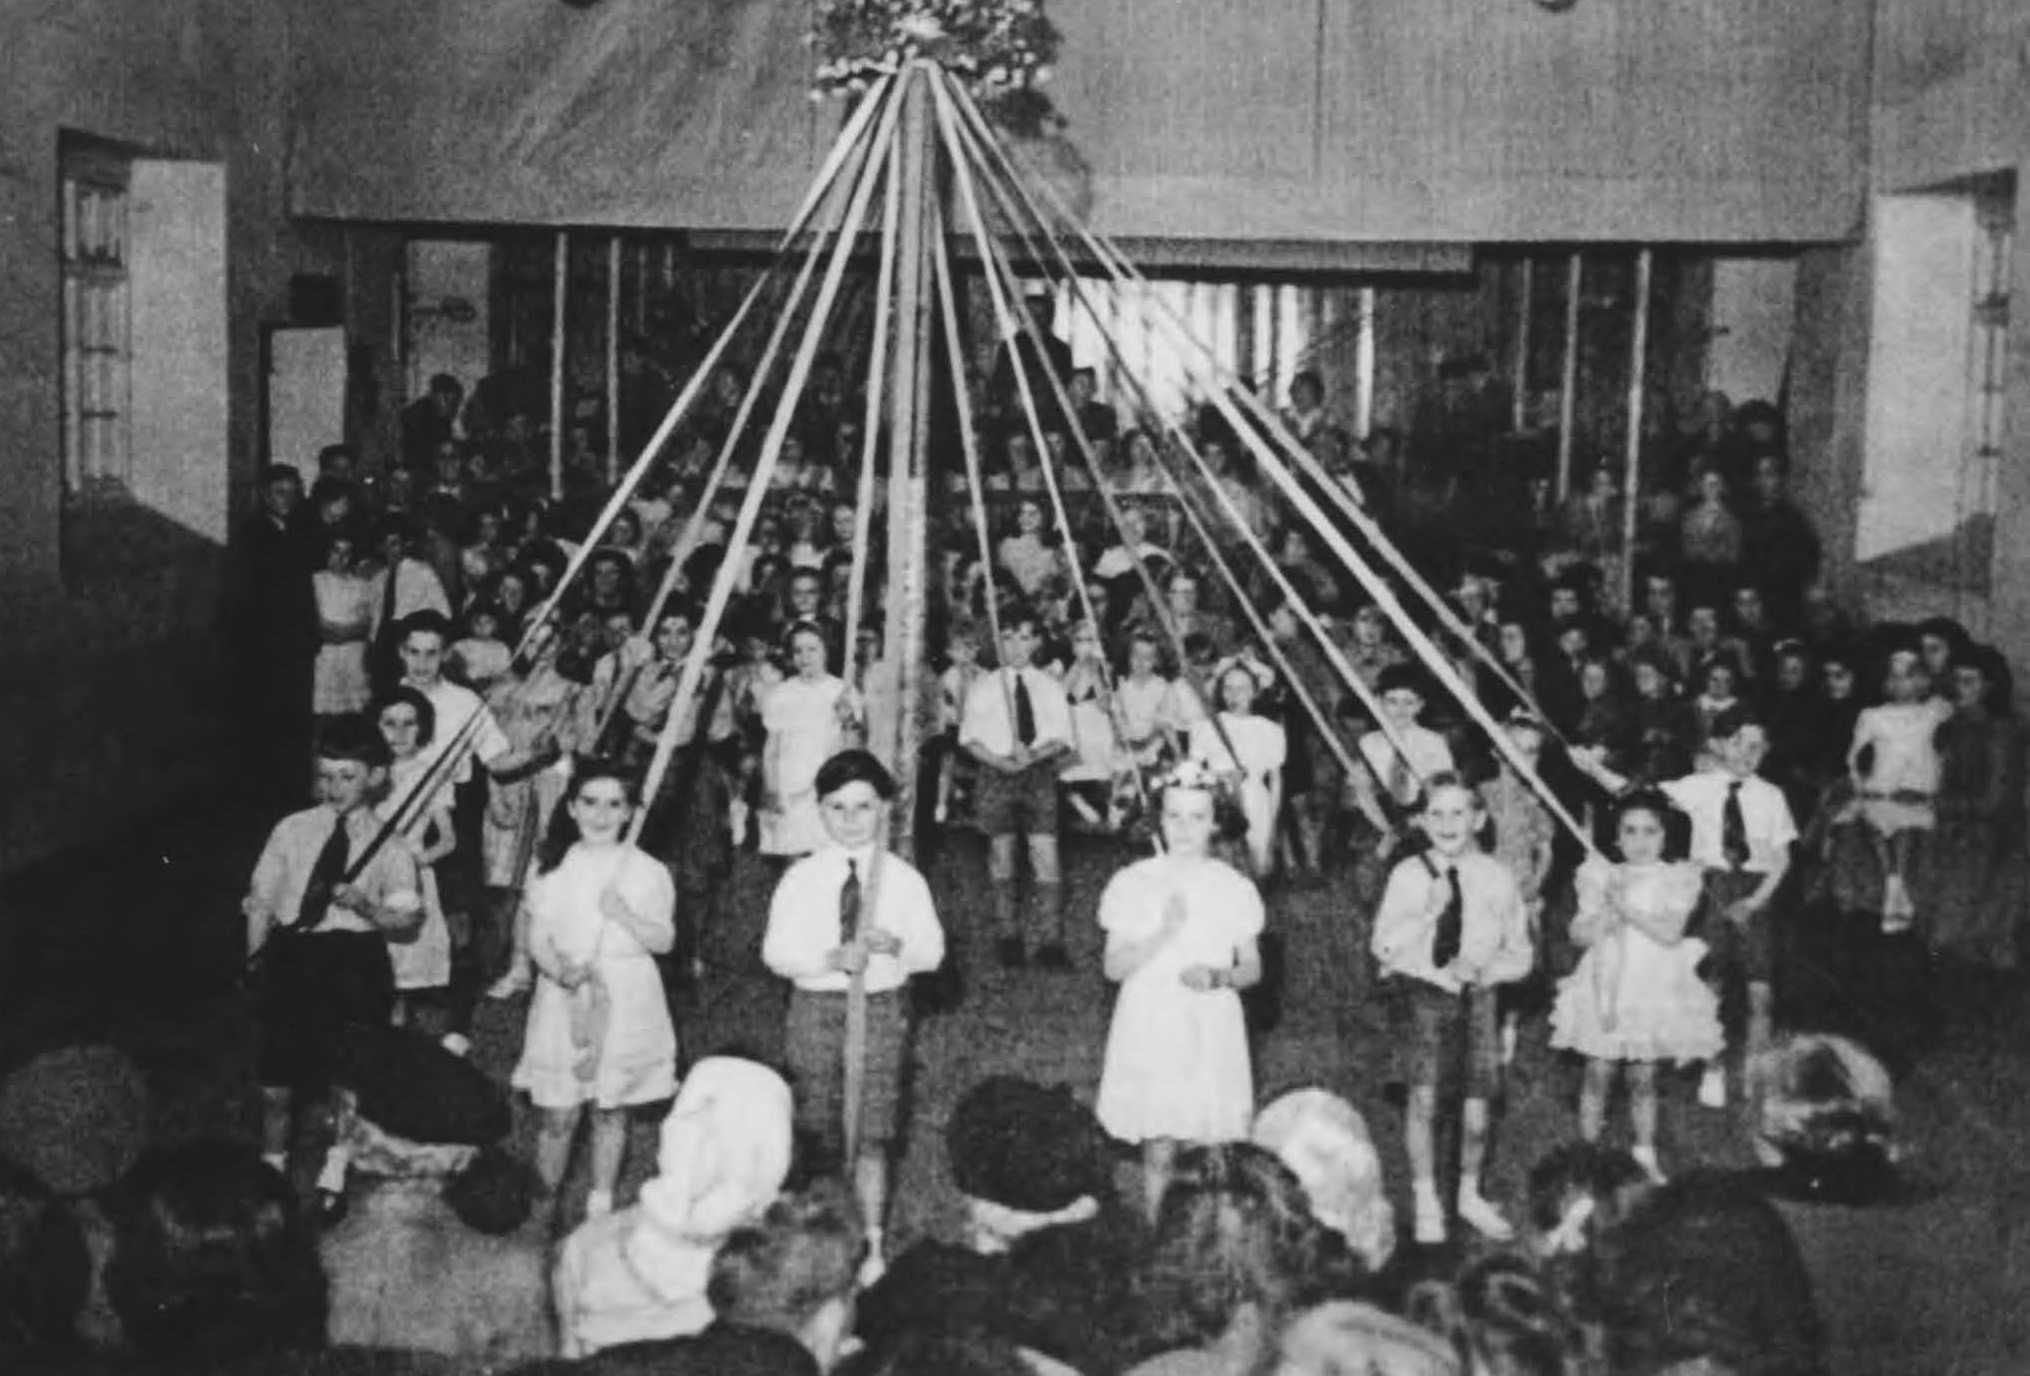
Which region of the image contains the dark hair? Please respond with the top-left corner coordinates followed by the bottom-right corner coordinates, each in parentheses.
top-left (864, 1327), bottom-right (1034, 1376)
top-left (1597, 1174), bottom-right (1827, 1376)
top-left (1610, 789), bottom-right (1691, 863)
top-left (534, 760), bottom-right (636, 875)
top-left (427, 373), bottom-right (463, 397)
top-left (104, 1140), bottom-right (328, 1369)
top-left (1140, 1142), bottom-right (1327, 1352)
top-left (370, 687), bottom-right (437, 749)
top-left (397, 609), bottom-right (454, 647)
top-left (1376, 664), bottom-right (1427, 700)
top-left (440, 1147), bottom-right (540, 1237)
top-left (706, 1181), bottom-right (861, 1332)
top-left (258, 463), bottom-right (302, 488)
top-left (314, 714), bottom-right (391, 769)
top-left (0, 1160), bottom-right (90, 1358)
top-left (1953, 642), bottom-right (2015, 716)
top-left (1707, 704), bottom-right (1763, 744)
top-left (1408, 1255), bottom-right (1585, 1376)
top-left (813, 749), bottom-right (897, 802)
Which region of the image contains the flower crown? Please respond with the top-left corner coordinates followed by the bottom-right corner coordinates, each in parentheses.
top-left (1154, 757), bottom-right (1222, 794)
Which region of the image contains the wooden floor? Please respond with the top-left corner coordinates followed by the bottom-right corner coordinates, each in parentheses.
top-left (4, 792), bottom-right (2029, 1375)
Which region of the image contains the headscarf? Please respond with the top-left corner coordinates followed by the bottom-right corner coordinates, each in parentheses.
top-left (555, 1058), bottom-right (794, 1359)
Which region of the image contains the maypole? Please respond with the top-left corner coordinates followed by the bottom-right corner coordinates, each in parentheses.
top-left (880, 63), bottom-right (938, 862)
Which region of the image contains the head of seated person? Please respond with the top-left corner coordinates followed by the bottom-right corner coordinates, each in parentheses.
top-left (1593, 1172), bottom-right (1826, 1376)
top-left (1403, 1254), bottom-right (1580, 1376)
top-left (696, 1180), bottom-right (863, 1374)
top-left (103, 1139), bottom-right (328, 1371)
top-left (1131, 1142), bottom-right (1331, 1376)
top-left (1251, 1089), bottom-right (1394, 1282)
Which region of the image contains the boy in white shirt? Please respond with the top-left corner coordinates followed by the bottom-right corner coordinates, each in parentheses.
top-left (764, 749), bottom-right (945, 1276)
top-left (1371, 774), bottom-right (1533, 1244)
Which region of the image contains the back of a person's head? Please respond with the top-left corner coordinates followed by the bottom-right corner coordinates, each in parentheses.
top-left (0, 1158), bottom-right (90, 1359)
top-left (1597, 1173), bottom-right (1826, 1376)
top-left (1414, 1255), bottom-right (1584, 1376)
top-left (104, 1139), bottom-right (328, 1370)
top-left (706, 1180), bottom-right (861, 1335)
top-left (862, 1325), bottom-right (1036, 1376)
top-left (1252, 1088), bottom-right (1394, 1275)
top-left (1140, 1142), bottom-right (1326, 1352)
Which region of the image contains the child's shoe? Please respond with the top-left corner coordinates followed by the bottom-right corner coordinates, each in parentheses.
top-left (1412, 1185), bottom-right (1447, 1245)
top-left (1698, 1063), bottom-right (1729, 1109)
top-left (1880, 874), bottom-right (1915, 934)
top-left (1631, 1145), bottom-right (1668, 1184)
top-left (1456, 1190), bottom-right (1515, 1242)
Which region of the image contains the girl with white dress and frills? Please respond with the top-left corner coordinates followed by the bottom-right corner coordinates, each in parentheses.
top-left (512, 762), bottom-right (677, 1220)
top-left (1550, 791), bottom-right (1723, 1183)
top-left (1097, 763), bottom-right (1265, 1218)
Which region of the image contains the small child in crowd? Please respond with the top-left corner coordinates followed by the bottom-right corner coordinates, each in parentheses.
top-left (1841, 641), bottom-right (1952, 931)
top-left (1551, 791), bottom-right (1722, 1183)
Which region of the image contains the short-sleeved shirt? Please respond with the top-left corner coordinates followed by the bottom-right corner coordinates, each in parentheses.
top-left (408, 676), bottom-right (511, 787)
top-left (763, 845), bottom-right (945, 995)
top-left (247, 805), bottom-right (422, 955)
top-left (1661, 770), bottom-right (1797, 873)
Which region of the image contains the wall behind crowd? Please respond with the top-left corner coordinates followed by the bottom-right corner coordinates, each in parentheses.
top-left (0, 0), bottom-right (352, 871)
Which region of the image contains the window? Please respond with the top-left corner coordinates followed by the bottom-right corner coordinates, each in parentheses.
top-left (62, 142), bottom-right (132, 501)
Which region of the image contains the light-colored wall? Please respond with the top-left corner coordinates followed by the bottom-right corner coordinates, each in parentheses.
top-left (1787, 0), bottom-right (2030, 680)
top-left (0, 1), bottom-right (343, 871)
top-left (1857, 195), bottom-right (1979, 565)
top-left (1707, 257), bottom-right (1797, 409)
top-left (288, 0), bottom-right (1869, 245)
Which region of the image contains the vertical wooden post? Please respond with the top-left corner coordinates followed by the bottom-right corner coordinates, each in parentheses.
top-left (1512, 258), bottom-right (1533, 432)
top-left (882, 65), bottom-right (936, 862)
top-left (1619, 248), bottom-right (1653, 613)
top-left (1556, 250), bottom-right (1583, 499)
top-left (548, 230), bottom-right (569, 500)
top-left (606, 235), bottom-right (623, 484)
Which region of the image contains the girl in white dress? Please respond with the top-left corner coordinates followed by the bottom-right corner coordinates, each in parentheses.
top-left (313, 530), bottom-right (375, 717)
top-left (1840, 645), bottom-right (1953, 929)
top-left (373, 687), bottom-right (456, 1019)
top-left (512, 763), bottom-right (678, 1219)
top-left (1097, 764), bottom-right (1265, 1219)
top-left (1114, 630), bottom-right (1198, 769)
top-left (1059, 618), bottom-right (1121, 828)
top-left (1189, 660), bottom-right (1287, 878)
top-left (760, 621), bottom-right (853, 860)
top-left (1550, 791), bottom-right (1722, 1182)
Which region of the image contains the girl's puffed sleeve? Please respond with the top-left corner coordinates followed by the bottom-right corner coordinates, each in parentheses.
top-left (1098, 863), bottom-right (1153, 941)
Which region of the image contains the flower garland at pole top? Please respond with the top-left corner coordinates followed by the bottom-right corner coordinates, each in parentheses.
top-left (810, 0), bottom-right (1062, 131)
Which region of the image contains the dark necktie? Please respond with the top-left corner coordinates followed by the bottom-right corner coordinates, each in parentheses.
top-left (295, 816), bottom-right (351, 931)
top-left (840, 857), bottom-right (863, 943)
top-left (1013, 673), bottom-right (1037, 748)
top-left (1431, 865), bottom-right (1465, 970)
top-left (381, 558), bottom-right (400, 629)
top-left (1722, 781), bottom-right (1750, 871)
